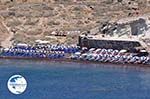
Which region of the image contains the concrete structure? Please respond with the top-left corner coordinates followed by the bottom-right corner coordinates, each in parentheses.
top-left (78, 35), bottom-right (141, 51)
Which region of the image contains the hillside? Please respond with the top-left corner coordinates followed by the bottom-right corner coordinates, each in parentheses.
top-left (0, 0), bottom-right (150, 47)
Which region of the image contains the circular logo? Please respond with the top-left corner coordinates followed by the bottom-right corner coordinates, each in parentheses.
top-left (7, 75), bottom-right (27, 94)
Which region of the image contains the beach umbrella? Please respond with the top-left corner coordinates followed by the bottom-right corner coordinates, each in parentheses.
top-left (64, 46), bottom-right (69, 53)
top-left (107, 49), bottom-right (113, 52)
top-left (144, 57), bottom-right (150, 63)
top-left (98, 54), bottom-right (104, 62)
top-left (94, 54), bottom-right (100, 61)
top-left (87, 54), bottom-right (94, 61)
top-left (75, 52), bottom-right (81, 56)
top-left (80, 53), bottom-right (88, 60)
top-left (90, 54), bottom-right (98, 61)
top-left (112, 50), bottom-right (119, 55)
top-left (129, 56), bottom-right (136, 63)
top-left (16, 43), bottom-right (28, 47)
top-left (89, 48), bottom-right (95, 52)
top-left (4, 48), bottom-right (9, 52)
top-left (101, 49), bottom-right (107, 52)
top-left (9, 48), bottom-right (12, 52)
top-left (82, 47), bottom-right (88, 51)
top-left (95, 49), bottom-right (101, 53)
top-left (120, 49), bottom-right (127, 53)
top-left (113, 50), bottom-right (119, 53)
top-left (140, 50), bottom-right (147, 53)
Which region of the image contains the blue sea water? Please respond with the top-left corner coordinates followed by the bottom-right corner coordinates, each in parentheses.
top-left (0, 59), bottom-right (150, 99)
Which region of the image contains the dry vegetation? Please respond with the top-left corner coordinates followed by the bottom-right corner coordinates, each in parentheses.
top-left (0, 0), bottom-right (149, 45)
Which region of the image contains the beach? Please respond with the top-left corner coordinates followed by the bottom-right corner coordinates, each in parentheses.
top-left (0, 0), bottom-right (149, 98)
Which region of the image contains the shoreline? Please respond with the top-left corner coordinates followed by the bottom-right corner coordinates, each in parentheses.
top-left (0, 56), bottom-right (149, 68)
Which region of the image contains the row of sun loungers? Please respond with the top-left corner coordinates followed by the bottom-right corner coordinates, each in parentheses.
top-left (71, 48), bottom-right (150, 64)
top-left (0, 43), bottom-right (149, 65)
top-left (0, 44), bottom-right (79, 59)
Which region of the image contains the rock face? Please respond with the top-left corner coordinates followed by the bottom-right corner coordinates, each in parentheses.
top-left (99, 18), bottom-right (149, 37)
top-left (0, 0), bottom-right (149, 45)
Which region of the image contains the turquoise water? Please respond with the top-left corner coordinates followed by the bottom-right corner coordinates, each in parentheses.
top-left (0, 59), bottom-right (150, 99)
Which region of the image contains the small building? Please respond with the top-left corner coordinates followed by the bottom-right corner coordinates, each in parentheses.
top-left (78, 35), bottom-right (142, 52)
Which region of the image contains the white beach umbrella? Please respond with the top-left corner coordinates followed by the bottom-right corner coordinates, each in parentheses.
top-left (82, 53), bottom-right (87, 56)
top-left (89, 48), bottom-right (95, 52)
top-left (4, 48), bottom-right (9, 52)
top-left (17, 43), bottom-right (28, 47)
top-left (114, 50), bottom-right (119, 52)
top-left (101, 49), bottom-right (107, 52)
top-left (140, 50), bottom-right (147, 53)
top-left (75, 52), bottom-right (81, 55)
top-left (107, 49), bottom-right (113, 52)
top-left (81, 53), bottom-right (87, 59)
top-left (120, 49), bottom-right (127, 53)
top-left (82, 47), bottom-right (88, 50)
top-left (95, 49), bottom-right (101, 52)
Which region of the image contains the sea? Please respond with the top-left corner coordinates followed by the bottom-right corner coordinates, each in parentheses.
top-left (0, 59), bottom-right (150, 99)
